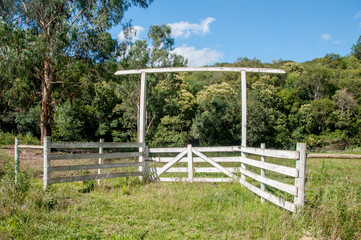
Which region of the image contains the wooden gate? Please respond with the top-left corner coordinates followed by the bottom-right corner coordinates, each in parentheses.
top-left (148, 143), bottom-right (306, 213)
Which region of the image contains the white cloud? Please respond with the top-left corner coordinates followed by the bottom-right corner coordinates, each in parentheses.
top-left (117, 25), bottom-right (144, 41)
top-left (168, 17), bottom-right (216, 38)
top-left (333, 40), bottom-right (341, 44)
top-left (172, 44), bottom-right (223, 67)
top-left (321, 34), bottom-right (331, 40)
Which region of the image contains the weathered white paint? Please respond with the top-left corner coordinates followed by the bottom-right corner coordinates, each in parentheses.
top-left (14, 138), bottom-right (20, 183)
top-left (260, 143), bottom-right (266, 203)
top-left (295, 143), bottom-right (307, 208)
top-left (49, 172), bottom-right (143, 184)
top-left (43, 137), bottom-right (50, 190)
top-left (48, 162), bottom-right (145, 173)
top-left (152, 166), bottom-right (297, 196)
top-left (155, 149), bottom-right (188, 177)
top-left (48, 142), bottom-right (144, 149)
top-left (139, 71), bottom-right (146, 178)
top-left (158, 177), bottom-right (234, 183)
top-left (233, 146), bottom-right (299, 159)
top-left (239, 178), bottom-right (296, 213)
top-left (98, 139), bottom-right (103, 185)
top-left (240, 156), bottom-right (298, 177)
top-left (48, 152), bottom-right (142, 161)
top-left (115, 67), bottom-right (286, 75)
top-left (18, 144), bottom-right (44, 149)
top-left (187, 144), bottom-right (193, 182)
top-left (192, 148), bottom-right (237, 180)
top-left (148, 147), bottom-right (185, 153)
top-left (147, 156), bottom-right (241, 163)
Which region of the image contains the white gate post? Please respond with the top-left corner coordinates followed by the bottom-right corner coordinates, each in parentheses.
top-left (260, 143), bottom-right (266, 203)
top-left (43, 137), bottom-right (50, 190)
top-left (97, 138), bottom-right (104, 185)
top-left (14, 138), bottom-right (20, 183)
top-left (139, 71), bottom-right (147, 179)
top-left (188, 144), bottom-right (193, 182)
top-left (241, 70), bottom-right (247, 180)
top-left (295, 143), bottom-right (307, 209)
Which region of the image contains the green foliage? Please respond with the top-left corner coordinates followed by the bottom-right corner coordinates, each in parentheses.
top-left (351, 35), bottom-right (361, 60)
top-left (191, 82), bottom-right (241, 146)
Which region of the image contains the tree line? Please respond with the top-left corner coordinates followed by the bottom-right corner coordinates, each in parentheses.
top-left (1, 1), bottom-right (361, 150)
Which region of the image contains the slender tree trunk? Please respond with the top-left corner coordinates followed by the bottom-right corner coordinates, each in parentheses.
top-left (40, 59), bottom-right (54, 142)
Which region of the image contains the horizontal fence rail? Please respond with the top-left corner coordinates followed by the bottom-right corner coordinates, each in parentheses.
top-left (147, 143), bottom-right (306, 213)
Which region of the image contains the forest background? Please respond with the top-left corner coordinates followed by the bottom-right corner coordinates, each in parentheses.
top-left (1, 1), bottom-right (361, 151)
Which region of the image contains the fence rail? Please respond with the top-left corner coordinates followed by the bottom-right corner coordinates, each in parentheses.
top-left (13, 138), bottom-right (146, 189)
top-left (148, 143), bottom-right (306, 213)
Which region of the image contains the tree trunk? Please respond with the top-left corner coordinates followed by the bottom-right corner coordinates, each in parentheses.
top-left (40, 60), bottom-right (54, 143)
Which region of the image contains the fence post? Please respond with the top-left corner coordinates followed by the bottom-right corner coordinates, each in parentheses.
top-left (144, 146), bottom-right (150, 180)
top-left (260, 143), bottom-right (266, 203)
top-left (43, 137), bottom-right (50, 190)
top-left (14, 138), bottom-right (20, 184)
top-left (295, 143), bottom-right (307, 209)
top-left (188, 144), bottom-right (193, 182)
top-left (97, 139), bottom-right (104, 185)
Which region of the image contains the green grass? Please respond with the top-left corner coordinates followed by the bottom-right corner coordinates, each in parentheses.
top-left (1, 149), bottom-right (360, 239)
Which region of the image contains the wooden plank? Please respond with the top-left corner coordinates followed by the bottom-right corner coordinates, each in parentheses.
top-left (49, 172), bottom-right (143, 184)
top-left (238, 178), bottom-right (296, 213)
top-left (114, 67), bottom-right (286, 75)
top-left (18, 145), bottom-right (44, 149)
top-left (240, 156), bottom-right (298, 177)
top-left (192, 148), bottom-right (237, 179)
top-left (148, 147), bottom-right (185, 153)
top-left (48, 142), bottom-right (144, 149)
top-left (158, 177), bottom-right (234, 183)
top-left (233, 146), bottom-right (300, 159)
top-left (194, 146), bottom-right (235, 152)
top-left (48, 152), bottom-right (142, 161)
top-left (148, 156), bottom-right (241, 163)
top-left (240, 167), bottom-right (297, 196)
top-left (155, 149), bottom-right (188, 177)
top-left (307, 153), bottom-right (361, 159)
top-left (154, 167), bottom-right (238, 173)
top-left (48, 162), bottom-right (145, 173)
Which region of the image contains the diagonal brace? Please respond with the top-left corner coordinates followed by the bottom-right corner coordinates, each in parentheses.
top-left (192, 148), bottom-right (237, 180)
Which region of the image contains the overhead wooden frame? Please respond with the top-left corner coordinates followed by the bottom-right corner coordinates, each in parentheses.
top-left (114, 67), bottom-right (286, 148)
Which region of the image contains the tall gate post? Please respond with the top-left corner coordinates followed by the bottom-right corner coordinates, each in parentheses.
top-left (241, 70), bottom-right (247, 180)
top-left (295, 143), bottom-right (307, 209)
top-left (14, 138), bottom-right (20, 183)
top-left (43, 137), bottom-right (50, 190)
top-left (139, 71), bottom-right (147, 179)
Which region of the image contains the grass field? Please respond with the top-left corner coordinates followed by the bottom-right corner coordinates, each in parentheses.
top-left (0, 148), bottom-right (360, 239)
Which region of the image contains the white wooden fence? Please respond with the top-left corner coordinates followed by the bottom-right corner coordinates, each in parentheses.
top-left (14, 138), bottom-right (306, 212)
top-left (14, 138), bottom-right (147, 189)
top-left (147, 143), bottom-right (306, 213)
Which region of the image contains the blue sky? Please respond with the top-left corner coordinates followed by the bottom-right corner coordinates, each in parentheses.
top-left (109, 0), bottom-right (361, 67)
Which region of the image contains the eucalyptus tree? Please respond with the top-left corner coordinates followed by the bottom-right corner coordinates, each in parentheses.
top-left (0, 0), bottom-right (152, 141)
